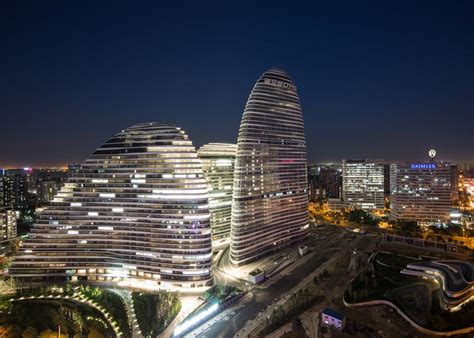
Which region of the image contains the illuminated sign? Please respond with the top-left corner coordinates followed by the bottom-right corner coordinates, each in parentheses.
top-left (264, 78), bottom-right (297, 91)
top-left (410, 163), bottom-right (436, 169)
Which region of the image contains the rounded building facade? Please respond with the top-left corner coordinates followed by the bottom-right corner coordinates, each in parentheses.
top-left (10, 123), bottom-right (213, 290)
top-left (230, 68), bottom-right (309, 266)
top-left (197, 143), bottom-right (237, 249)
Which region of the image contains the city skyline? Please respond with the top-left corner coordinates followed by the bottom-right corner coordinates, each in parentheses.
top-left (1, 3), bottom-right (473, 337)
top-left (2, 1), bottom-right (473, 167)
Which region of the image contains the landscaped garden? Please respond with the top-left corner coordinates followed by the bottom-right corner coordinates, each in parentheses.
top-left (76, 285), bottom-right (131, 335)
top-left (0, 298), bottom-right (113, 337)
top-left (132, 290), bottom-right (181, 337)
top-left (344, 251), bottom-right (474, 332)
top-left (0, 282), bottom-right (184, 337)
top-left (0, 284), bottom-right (130, 337)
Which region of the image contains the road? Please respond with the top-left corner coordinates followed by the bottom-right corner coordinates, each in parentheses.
top-left (213, 249), bottom-right (249, 290)
top-left (235, 250), bottom-right (347, 338)
top-left (194, 226), bottom-right (351, 338)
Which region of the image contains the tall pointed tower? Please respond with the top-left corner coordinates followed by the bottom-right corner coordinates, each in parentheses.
top-left (230, 69), bottom-right (309, 266)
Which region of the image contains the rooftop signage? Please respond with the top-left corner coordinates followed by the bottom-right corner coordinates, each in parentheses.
top-left (264, 78), bottom-right (297, 91)
top-left (410, 163), bottom-right (436, 169)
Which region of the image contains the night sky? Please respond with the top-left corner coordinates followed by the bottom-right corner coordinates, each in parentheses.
top-left (1, 1), bottom-right (473, 167)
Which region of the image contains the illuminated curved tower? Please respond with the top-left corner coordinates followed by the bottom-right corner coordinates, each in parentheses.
top-left (197, 143), bottom-right (237, 249)
top-left (230, 68), bottom-right (309, 266)
top-left (10, 123), bottom-right (213, 290)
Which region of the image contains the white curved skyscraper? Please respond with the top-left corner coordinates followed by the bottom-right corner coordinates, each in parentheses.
top-left (197, 143), bottom-right (237, 249)
top-left (230, 68), bottom-right (309, 266)
top-left (10, 123), bottom-right (213, 290)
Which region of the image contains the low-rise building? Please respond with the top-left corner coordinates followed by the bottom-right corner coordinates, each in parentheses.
top-left (298, 245), bottom-right (308, 256)
top-left (321, 308), bottom-right (345, 330)
top-left (248, 268), bottom-right (265, 284)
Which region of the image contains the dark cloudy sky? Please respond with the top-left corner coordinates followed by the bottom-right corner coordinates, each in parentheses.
top-left (1, 1), bottom-right (473, 167)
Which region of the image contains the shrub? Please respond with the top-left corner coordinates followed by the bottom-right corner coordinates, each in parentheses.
top-left (132, 291), bottom-right (181, 337)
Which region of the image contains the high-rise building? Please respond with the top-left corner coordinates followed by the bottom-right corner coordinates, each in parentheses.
top-left (341, 159), bottom-right (385, 210)
top-left (0, 176), bottom-right (3, 208)
top-left (322, 166), bottom-right (343, 199)
top-left (27, 169), bottom-right (68, 205)
top-left (36, 179), bottom-right (62, 204)
top-left (0, 208), bottom-right (17, 240)
top-left (197, 143), bottom-right (237, 250)
top-left (230, 68), bottom-right (309, 266)
top-left (383, 164), bottom-right (391, 195)
top-left (463, 177), bottom-right (474, 208)
top-left (391, 162), bottom-right (453, 225)
top-left (389, 163), bottom-right (398, 196)
top-left (10, 123), bottom-right (213, 290)
top-left (2, 169), bottom-right (29, 210)
top-left (450, 164), bottom-right (459, 205)
top-left (308, 164), bottom-right (342, 202)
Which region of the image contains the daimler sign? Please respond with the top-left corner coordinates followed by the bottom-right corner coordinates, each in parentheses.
top-left (410, 163), bottom-right (436, 169)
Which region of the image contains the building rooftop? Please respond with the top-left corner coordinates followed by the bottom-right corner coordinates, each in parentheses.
top-left (249, 268), bottom-right (263, 276)
top-left (322, 307), bottom-right (345, 321)
top-left (406, 260), bottom-right (474, 293)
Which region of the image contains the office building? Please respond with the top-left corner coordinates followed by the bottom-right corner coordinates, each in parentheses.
top-left (230, 68), bottom-right (309, 266)
top-left (0, 177), bottom-right (3, 207)
top-left (450, 164), bottom-right (459, 205)
top-left (33, 169), bottom-right (67, 204)
top-left (2, 169), bottom-right (29, 210)
top-left (197, 143), bottom-right (237, 249)
top-left (389, 163), bottom-right (398, 196)
top-left (36, 179), bottom-right (62, 204)
top-left (308, 164), bottom-right (342, 202)
top-left (23, 168), bottom-right (68, 205)
top-left (10, 123), bottom-right (213, 290)
top-left (341, 159), bottom-right (385, 210)
top-left (391, 162), bottom-right (453, 225)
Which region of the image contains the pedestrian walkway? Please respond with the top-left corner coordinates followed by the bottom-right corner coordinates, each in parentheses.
top-left (111, 288), bottom-right (143, 338)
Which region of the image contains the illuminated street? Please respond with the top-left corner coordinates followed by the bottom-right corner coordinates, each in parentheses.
top-left (186, 224), bottom-right (356, 338)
